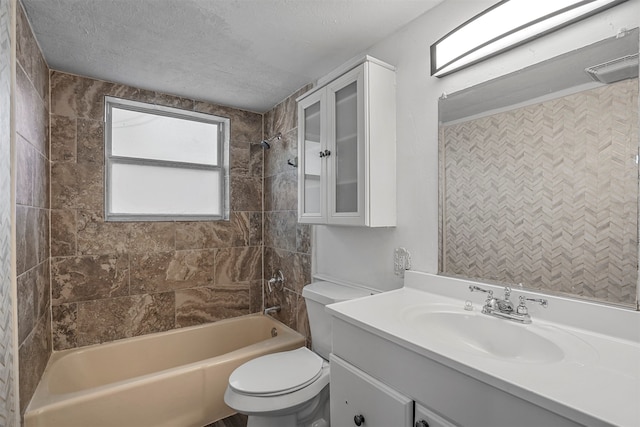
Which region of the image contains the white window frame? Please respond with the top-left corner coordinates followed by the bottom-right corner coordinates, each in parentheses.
top-left (104, 96), bottom-right (230, 222)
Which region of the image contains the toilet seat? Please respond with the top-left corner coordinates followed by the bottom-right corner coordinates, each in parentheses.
top-left (228, 348), bottom-right (324, 397)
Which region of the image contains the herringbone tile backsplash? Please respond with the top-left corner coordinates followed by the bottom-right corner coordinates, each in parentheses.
top-left (441, 79), bottom-right (638, 306)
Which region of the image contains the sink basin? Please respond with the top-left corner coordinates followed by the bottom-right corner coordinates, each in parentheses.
top-left (401, 308), bottom-right (565, 363)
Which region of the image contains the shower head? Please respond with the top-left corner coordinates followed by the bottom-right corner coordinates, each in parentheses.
top-left (260, 132), bottom-right (282, 149)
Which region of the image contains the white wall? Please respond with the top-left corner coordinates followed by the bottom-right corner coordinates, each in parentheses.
top-left (315, 0), bottom-right (640, 291)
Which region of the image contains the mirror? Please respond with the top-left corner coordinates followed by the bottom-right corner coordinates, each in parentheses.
top-left (439, 28), bottom-right (639, 309)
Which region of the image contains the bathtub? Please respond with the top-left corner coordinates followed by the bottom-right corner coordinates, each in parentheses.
top-left (24, 314), bottom-right (305, 427)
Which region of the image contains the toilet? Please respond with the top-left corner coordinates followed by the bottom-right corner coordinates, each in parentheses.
top-left (224, 281), bottom-right (371, 427)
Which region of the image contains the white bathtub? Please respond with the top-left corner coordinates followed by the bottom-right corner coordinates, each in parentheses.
top-left (24, 314), bottom-right (305, 427)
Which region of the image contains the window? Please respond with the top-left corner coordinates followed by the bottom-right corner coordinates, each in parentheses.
top-left (104, 97), bottom-right (229, 221)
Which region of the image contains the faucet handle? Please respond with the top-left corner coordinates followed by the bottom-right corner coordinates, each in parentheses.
top-left (525, 297), bottom-right (548, 308)
top-left (518, 295), bottom-right (548, 310)
top-left (469, 285), bottom-right (494, 308)
top-left (469, 285), bottom-right (493, 296)
top-left (517, 296), bottom-right (529, 315)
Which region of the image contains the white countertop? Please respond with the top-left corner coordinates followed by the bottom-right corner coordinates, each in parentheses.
top-left (327, 271), bottom-right (640, 427)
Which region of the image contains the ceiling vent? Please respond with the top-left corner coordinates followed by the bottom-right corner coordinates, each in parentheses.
top-left (585, 53), bottom-right (639, 84)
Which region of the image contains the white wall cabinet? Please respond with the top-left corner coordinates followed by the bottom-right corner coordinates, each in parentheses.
top-left (297, 56), bottom-right (396, 227)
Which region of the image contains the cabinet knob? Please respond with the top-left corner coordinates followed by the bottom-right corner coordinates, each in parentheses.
top-left (354, 414), bottom-right (365, 426)
top-left (323, 149), bottom-right (331, 157)
top-left (319, 151), bottom-right (325, 158)
top-left (415, 420), bottom-right (430, 427)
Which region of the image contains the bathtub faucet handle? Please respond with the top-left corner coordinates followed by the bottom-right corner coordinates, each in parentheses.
top-left (267, 270), bottom-right (285, 292)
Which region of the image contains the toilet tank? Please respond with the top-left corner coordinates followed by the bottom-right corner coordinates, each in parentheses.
top-left (302, 281), bottom-right (372, 360)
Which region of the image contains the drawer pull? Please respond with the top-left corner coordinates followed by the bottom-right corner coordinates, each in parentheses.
top-left (354, 414), bottom-right (365, 426)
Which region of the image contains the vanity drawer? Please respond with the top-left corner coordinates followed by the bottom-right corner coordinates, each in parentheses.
top-left (330, 354), bottom-right (413, 427)
top-left (415, 403), bottom-right (458, 427)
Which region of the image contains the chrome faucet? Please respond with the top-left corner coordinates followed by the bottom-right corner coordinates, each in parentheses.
top-left (469, 285), bottom-right (547, 324)
top-left (264, 305), bottom-right (281, 316)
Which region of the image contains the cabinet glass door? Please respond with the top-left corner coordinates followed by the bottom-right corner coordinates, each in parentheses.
top-left (327, 65), bottom-right (364, 225)
top-left (334, 81), bottom-right (358, 213)
top-left (300, 95), bottom-right (323, 218)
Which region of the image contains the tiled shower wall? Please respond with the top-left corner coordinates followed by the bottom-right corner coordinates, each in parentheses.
top-left (0, 0), bottom-right (16, 423)
top-left (263, 86), bottom-right (313, 344)
top-left (49, 72), bottom-right (265, 350)
top-left (15, 2), bottom-right (51, 416)
top-left (440, 78), bottom-right (639, 305)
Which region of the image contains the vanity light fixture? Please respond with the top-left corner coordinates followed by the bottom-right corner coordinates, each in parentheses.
top-left (431, 0), bottom-right (629, 77)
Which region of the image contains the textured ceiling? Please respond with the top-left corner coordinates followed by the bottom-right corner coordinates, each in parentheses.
top-left (22, 0), bottom-right (444, 112)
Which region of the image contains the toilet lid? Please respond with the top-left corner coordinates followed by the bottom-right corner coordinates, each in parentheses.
top-left (229, 348), bottom-right (323, 396)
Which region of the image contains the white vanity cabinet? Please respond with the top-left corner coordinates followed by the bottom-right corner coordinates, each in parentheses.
top-left (297, 56), bottom-right (396, 227)
top-left (330, 317), bottom-right (585, 427)
top-left (330, 355), bottom-right (413, 427)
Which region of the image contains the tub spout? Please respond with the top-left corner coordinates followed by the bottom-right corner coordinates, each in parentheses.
top-left (264, 305), bottom-right (281, 315)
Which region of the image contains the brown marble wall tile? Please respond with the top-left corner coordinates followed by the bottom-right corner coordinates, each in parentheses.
top-left (51, 162), bottom-right (103, 210)
top-left (264, 211), bottom-right (297, 252)
top-left (130, 250), bottom-right (215, 294)
top-left (51, 209), bottom-right (76, 257)
top-left (175, 212), bottom-right (249, 250)
top-left (36, 208), bottom-right (49, 263)
top-left (77, 78), bottom-right (123, 121)
top-left (50, 71), bottom-right (81, 118)
top-left (249, 212), bottom-right (263, 247)
top-left (51, 254), bottom-right (130, 304)
top-left (265, 170), bottom-right (297, 211)
top-left (231, 175), bottom-right (262, 212)
top-left (76, 118), bottom-right (103, 164)
top-left (128, 222), bottom-right (176, 253)
top-left (52, 304), bottom-right (78, 350)
top-left (17, 269), bottom-right (35, 345)
top-left (176, 284), bottom-right (250, 327)
top-left (76, 293), bottom-right (175, 346)
top-left (51, 72), bottom-right (153, 121)
top-left (249, 279), bottom-right (263, 314)
top-left (76, 210), bottom-right (128, 255)
top-left (16, 3), bottom-right (48, 100)
top-left (154, 93), bottom-right (195, 110)
top-left (35, 260), bottom-right (50, 319)
top-left (18, 314), bottom-right (51, 415)
top-left (16, 134), bottom-right (34, 206)
top-left (264, 247), bottom-right (311, 295)
top-left (16, 5), bottom-right (52, 415)
top-left (50, 115), bottom-right (76, 162)
top-left (262, 86), bottom-right (314, 337)
top-left (215, 246), bottom-right (261, 284)
top-left (34, 150), bottom-right (49, 208)
top-left (16, 206), bottom-right (38, 275)
top-left (230, 141), bottom-right (250, 176)
top-left (17, 262), bottom-right (49, 344)
top-left (264, 129), bottom-right (298, 179)
top-left (16, 65), bottom-right (47, 155)
top-left (296, 223), bottom-right (312, 254)
top-left (250, 143), bottom-right (263, 178)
